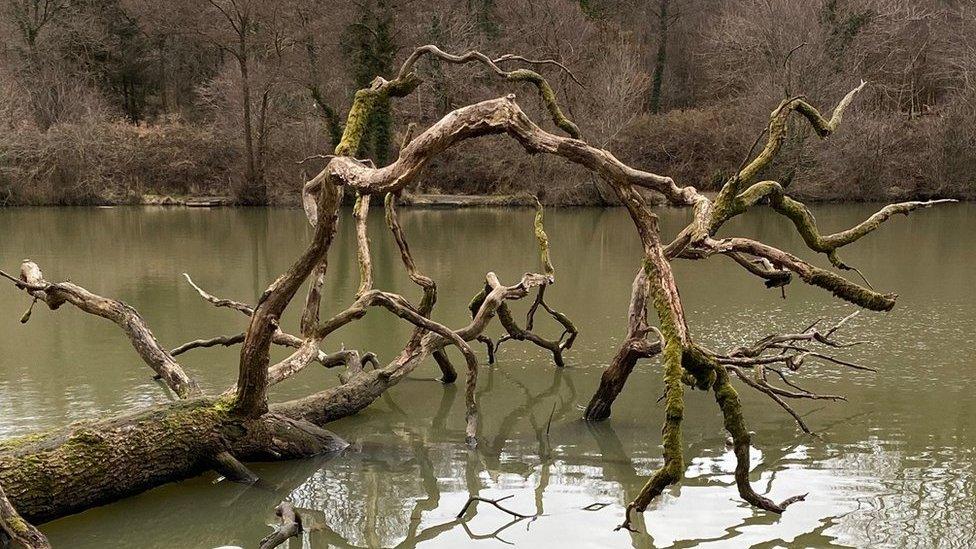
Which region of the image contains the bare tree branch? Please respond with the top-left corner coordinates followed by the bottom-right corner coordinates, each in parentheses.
top-left (1, 485), bottom-right (50, 549)
top-left (259, 501), bottom-right (302, 549)
top-left (2, 261), bottom-right (199, 398)
top-left (456, 494), bottom-right (537, 520)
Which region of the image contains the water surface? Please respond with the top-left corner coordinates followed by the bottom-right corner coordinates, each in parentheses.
top-left (0, 204), bottom-right (973, 548)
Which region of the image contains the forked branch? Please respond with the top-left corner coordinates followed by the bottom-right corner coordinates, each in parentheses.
top-left (488, 198), bottom-right (578, 367)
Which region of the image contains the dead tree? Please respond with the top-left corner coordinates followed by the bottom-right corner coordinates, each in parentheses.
top-left (0, 44), bottom-right (954, 541)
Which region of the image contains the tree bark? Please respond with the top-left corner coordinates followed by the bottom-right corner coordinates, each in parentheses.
top-left (0, 397), bottom-right (346, 524)
top-left (649, 0), bottom-right (670, 114)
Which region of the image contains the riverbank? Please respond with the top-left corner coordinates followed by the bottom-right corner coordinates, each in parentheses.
top-left (5, 190), bottom-right (966, 209)
top-left (3, 108), bottom-right (974, 208)
top-left (138, 193), bottom-right (541, 208)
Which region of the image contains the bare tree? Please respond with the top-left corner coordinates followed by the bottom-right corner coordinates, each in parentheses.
top-left (193, 0), bottom-right (294, 203)
top-left (0, 44), bottom-right (953, 546)
top-left (2, 0), bottom-right (68, 57)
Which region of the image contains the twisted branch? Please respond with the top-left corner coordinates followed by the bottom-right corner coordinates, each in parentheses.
top-left (735, 181), bottom-right (956, 269)
top-left (396, 45), bottom-right (582, 138)
top-left (384, 192), bottom-right (456, 383)
top-left (179, 274), bottom-right (376, 379)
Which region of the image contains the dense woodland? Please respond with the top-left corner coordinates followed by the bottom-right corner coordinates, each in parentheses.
top-left (1, 0), bottom-right (974, 205)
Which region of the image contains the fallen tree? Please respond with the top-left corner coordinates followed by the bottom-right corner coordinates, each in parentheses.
top-left (0, 44), bottom-right (954, 545)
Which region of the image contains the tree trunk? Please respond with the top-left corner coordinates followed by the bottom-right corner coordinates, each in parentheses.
top-left (649, 0), bottom-right (670, 114)
top-left (238, 49), bottom-right (265, 204)
top-left (583, 339), bottom-right (656, 420)
top-left (0, 397), bottom-right (346, 524)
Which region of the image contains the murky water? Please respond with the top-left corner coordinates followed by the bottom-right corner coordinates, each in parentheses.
top-left (0, 204), bottom-right (973, 548)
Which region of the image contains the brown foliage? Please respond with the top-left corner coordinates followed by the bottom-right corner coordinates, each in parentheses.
top-left (1, 0), bottom-right (974, 204)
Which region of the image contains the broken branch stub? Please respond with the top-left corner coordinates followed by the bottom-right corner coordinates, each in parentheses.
top-left (259, 502), bottom-right (302, 549)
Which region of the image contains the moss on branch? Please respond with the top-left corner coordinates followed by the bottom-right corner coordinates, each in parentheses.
top-left (506, 69), bottom-right (581, 139)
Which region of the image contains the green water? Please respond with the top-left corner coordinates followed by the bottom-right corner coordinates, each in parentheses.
top-left (0, 204), bottom-right (973, 548)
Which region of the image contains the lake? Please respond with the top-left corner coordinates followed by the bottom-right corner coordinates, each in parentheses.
top-left (0, 204), bottom-right (973, 548)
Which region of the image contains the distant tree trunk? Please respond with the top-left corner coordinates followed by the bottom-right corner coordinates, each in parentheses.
top-left (238, 51), bottom-right (265, 203)
top-left (256, 88), bottom-right (270, 189)
top-left (649, 0), bottom-right (670, 114)
top-left (344, 0), bottom-right (397, 164)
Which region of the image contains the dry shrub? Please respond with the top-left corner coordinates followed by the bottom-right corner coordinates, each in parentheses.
top-left (797, 102), bottom-right (976, 201)
top-left (611, 106), bottom-right (751, 191)
top-left (0, 118), bottom-right (236, 205)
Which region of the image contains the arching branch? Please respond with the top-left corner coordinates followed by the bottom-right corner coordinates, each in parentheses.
top-left (323, 95), bottom-right (696, 205)
top-left (396, 45), bottom-right (582, 138)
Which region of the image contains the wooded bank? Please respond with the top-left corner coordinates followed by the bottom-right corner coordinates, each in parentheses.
top-left (2, 1), bottom-right (975, 206)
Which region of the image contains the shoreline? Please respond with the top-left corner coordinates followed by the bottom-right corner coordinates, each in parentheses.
top-left (3, 191), bottom-right (966, 209)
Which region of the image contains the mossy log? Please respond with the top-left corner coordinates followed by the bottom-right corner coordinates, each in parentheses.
top-left (0, 397), bottom-right (346, 524)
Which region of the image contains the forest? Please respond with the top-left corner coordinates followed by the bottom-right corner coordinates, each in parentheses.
top-left (2, 0), bottom-right (975, 205)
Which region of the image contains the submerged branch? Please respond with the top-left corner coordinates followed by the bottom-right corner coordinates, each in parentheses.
top-left (456, 495), bottom-right (537, 520)
top-left (712, 359), bottom-right (808, 512)
top-left (259, 502), bottom-right (302, 549)
top-left (712, 312), bottom-right (867, 433)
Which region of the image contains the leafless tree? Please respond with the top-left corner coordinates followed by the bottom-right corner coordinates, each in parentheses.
top-left (0, 43), bottom-right (954, 546)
